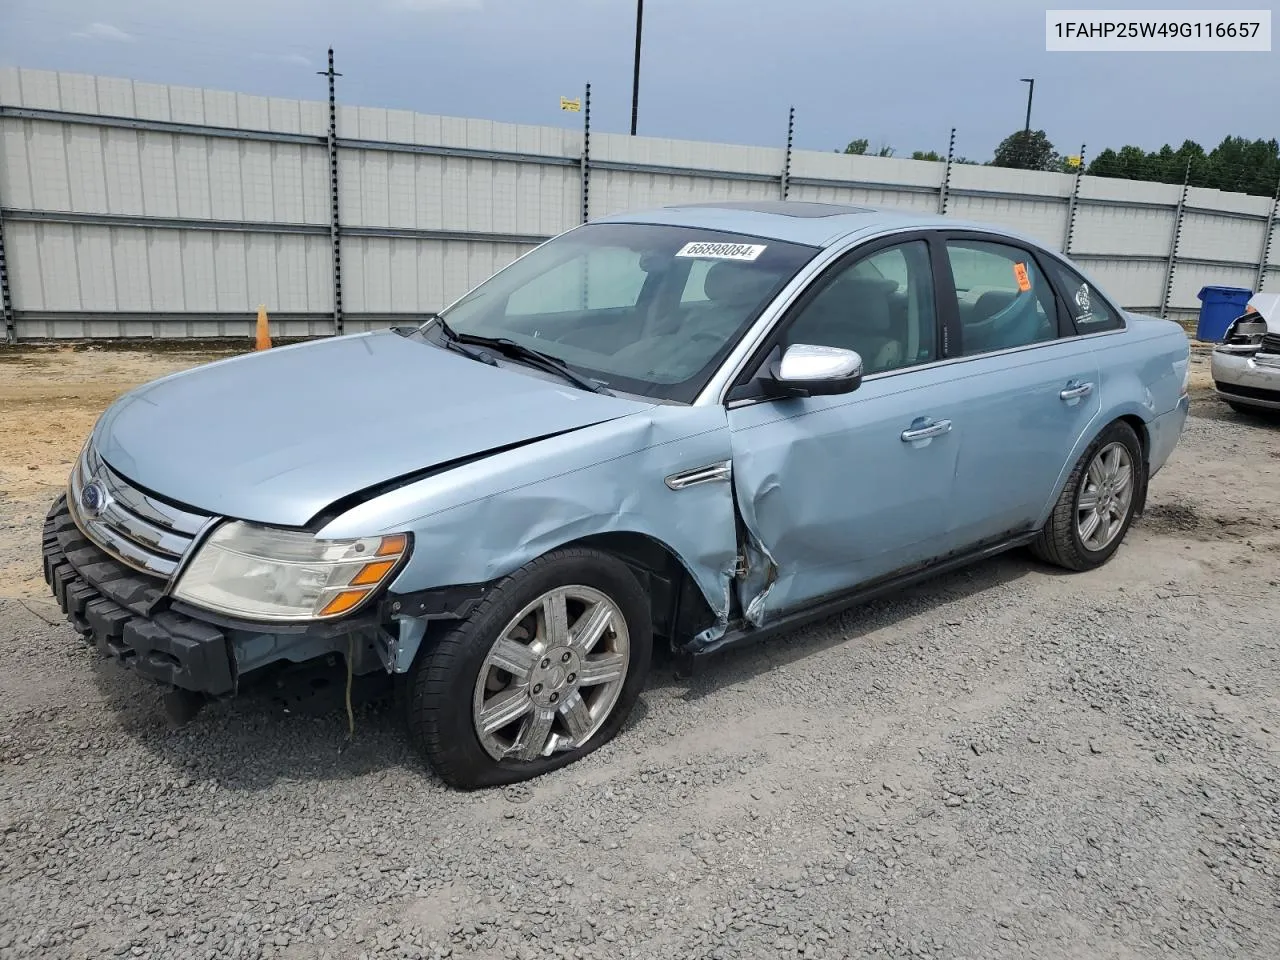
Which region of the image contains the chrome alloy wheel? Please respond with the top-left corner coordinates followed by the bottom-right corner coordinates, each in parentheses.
top-left (1076, 441), bottom-right (1134, 551)
top-left (471, 585), bottom-right (630, 762)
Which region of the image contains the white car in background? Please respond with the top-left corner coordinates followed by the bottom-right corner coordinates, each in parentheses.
top-left (1212, 292), bottom-right (1280, 416)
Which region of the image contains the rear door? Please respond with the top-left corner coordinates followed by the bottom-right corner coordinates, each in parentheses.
top-left (934, 233), bottom-right (1101, 548)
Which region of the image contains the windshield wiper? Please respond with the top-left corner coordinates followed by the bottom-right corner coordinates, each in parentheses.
top-left (415, 311), bottom-right (459, 341)
top-left (414, 312), bottom-right (498, 366)
top-left (455, 334), bottom-right (614, 395)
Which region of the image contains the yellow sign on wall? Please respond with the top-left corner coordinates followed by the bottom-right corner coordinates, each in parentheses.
top-left (1066, 155), bottom-right (1082, 168)
top-left (560, 97), bottom-right (581, 112)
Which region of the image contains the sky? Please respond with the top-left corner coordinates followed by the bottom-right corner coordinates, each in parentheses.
top-left (1, 0), bottom-right (1276, 161)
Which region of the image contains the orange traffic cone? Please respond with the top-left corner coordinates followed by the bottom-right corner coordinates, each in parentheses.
top-left (255, 305), bottom-right (272, 351)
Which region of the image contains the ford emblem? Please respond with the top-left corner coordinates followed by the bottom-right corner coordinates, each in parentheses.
top-left (80, 480), bottom-right (105, 515)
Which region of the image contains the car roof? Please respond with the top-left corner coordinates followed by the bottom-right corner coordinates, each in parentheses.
top-left (596, 200), bottom-right (1039, 250)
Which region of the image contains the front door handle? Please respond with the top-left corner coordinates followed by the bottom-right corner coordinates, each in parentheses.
top-left (1060, 381), bottom-right (1094, 401)
top-left (901, 418), bottom-right (952, 442)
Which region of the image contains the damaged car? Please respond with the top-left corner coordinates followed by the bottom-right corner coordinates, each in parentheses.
top-left (1212, 291), bottom-right (1280, 415)
top-left (43, 200), bottom-right (1191, 789)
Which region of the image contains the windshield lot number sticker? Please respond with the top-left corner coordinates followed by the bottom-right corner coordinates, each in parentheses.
top-left (1013, 262), bottom-right (1032, 292)
top-left (676, 242), bottom-right (767, 261)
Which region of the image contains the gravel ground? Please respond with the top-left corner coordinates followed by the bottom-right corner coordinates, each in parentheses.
top-left (1, 344), bottom-right (1278, 960)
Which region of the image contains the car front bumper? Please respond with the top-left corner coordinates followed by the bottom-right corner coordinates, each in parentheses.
top-left (42, 495), bottom-right (389, 696)
top-left (1211, 349), bottom-right (1280, 410)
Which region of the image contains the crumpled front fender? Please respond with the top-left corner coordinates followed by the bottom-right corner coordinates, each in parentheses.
top-left (317, 405), bottom-right (741, 668)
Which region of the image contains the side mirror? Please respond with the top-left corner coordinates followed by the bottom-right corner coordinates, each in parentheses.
top-left (764, 343), bottom-right (864, 397)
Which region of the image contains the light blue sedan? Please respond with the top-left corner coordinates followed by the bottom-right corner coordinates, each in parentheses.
top-left (44, 200), bottom-right (1191, 789)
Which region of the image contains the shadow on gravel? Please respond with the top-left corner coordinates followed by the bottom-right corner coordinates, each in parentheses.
top-left (1137, 501), bottom-right (1271, 540)
top-left (1190, 393), bottom-right (1280, 426)
top-left (71, 547), bottom-right (1046, 789)
top-left (70, 511), bottom-right (1215, 794)
top-left (81, 641), bottom-right (432, 793)
top-left (658, 549), bottom-right (1039, 703)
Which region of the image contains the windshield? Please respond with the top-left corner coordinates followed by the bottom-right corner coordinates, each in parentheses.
top-left (437, 222), bottom-right (818, 402)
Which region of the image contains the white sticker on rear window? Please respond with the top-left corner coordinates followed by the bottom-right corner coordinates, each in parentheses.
top-left (675, 241), bottom-right (767, 261)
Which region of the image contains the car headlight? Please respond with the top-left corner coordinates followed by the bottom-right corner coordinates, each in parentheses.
top-left (172, 522), bottom-right (410, 622)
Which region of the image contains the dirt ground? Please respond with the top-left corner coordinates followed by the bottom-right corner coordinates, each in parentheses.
top-left (0, 343), bottom-right (244, 599)
top-left (1, 338), bottom-right (1278, 960)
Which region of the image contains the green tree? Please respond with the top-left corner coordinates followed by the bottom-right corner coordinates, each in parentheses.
top-left (991, 129), bottom-right (1060, 171)
top-left (911, 150), bottom-right (944, 162)
top-left (842, 138), bottom-right (894, 157)
top-left (1087, 136), bottom-right (1279, 197)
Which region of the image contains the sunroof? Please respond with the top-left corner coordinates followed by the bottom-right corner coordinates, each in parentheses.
top-left (666, 200), bottom-right (874, 218)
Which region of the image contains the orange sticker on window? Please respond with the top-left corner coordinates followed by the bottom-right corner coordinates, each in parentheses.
top-left (1013, 262), bottom-right (1031, 292)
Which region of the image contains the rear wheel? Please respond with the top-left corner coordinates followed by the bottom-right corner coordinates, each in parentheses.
top-left (1031, 420), bottom-right (1145, 572)
top-left (403, 547), bottom-right (652, 789)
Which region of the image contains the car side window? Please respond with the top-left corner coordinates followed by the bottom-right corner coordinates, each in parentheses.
top-left (781, 240), bottom-right (937, 375)
top-left (945, 241), bottom-right (1058, 356)
top-left (1043, 259), bottom-right (1123, 334)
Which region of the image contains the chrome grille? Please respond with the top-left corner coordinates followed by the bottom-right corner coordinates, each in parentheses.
top-left (1261, 333), bottom-right (1280, 356)
top-left (67, 443), bottom-right (215, 580)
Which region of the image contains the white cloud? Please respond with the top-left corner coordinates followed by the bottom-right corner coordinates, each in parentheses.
top-left (71, 22), bottom-right (135, 43)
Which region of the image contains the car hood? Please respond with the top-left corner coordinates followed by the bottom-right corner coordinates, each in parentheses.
top-left (1246, 292), bottom-right (1280, 332)
top-left (94, 330), bottom-right (655, 526)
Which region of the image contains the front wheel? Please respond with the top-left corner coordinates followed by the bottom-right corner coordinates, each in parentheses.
top-left (403, 547), bottom-right (652, 790)
top-left (1031, 420), bottom-right (1145, 572)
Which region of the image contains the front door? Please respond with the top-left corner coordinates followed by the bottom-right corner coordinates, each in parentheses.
top-left (724, 237), bottom-right (960, 624)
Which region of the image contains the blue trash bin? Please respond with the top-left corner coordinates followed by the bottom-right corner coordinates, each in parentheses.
top-left (1196, 285), bottom-right (1252, 342)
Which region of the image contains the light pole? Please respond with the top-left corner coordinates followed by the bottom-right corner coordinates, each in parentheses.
top-left (630, 0), bottom-right (644, 135)
top-left (1020, 77), bottom-right (1034, 133)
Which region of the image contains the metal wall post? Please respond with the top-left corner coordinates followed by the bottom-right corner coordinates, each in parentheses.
top-left (1256, 175), bottom-right (1279, 292)
top-left (780, 106), bottom-right (795, 200)
top-left (1160, 159), bottom-right (1192, 319)
top-left (1062, 143), bottom-right (1086, 254)
top-left (580, 83), bottom-right (591, 224)
top-left (580, 83), bottom-right (591, 311)
top-left (938, 127), bottom-right (956, 215)
top-left (0, 207), bottom-right (14, 344)
top-left (319, 49), bottom-right (344, 336)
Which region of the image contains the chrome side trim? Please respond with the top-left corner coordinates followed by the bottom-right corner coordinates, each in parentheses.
top-left (665, 461), bottom-right (733, 490)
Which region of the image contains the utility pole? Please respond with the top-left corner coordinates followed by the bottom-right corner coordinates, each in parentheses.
top-left (630, 0), bottom-right (644, 135)
top-left (1020, 77), bottom-right (1034, 132)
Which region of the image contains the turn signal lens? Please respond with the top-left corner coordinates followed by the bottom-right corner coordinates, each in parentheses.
top-left (377, 534), bottom-right (408, 556)
top-left (319, 589), bottom-right (372, 617)
top-left (351, 559), bottom-right (398, 586)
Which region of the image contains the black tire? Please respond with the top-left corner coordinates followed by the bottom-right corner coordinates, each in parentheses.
top-left (403, 547), bottom-right (652, 790)
top-left (1031, 420), bottom-right (1146, 572)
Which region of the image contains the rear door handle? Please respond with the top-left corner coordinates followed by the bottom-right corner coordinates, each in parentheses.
top-left (1060, 381), bottom-right (1094, 400)
top-left (901, 418), bottom-right (952, 442)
